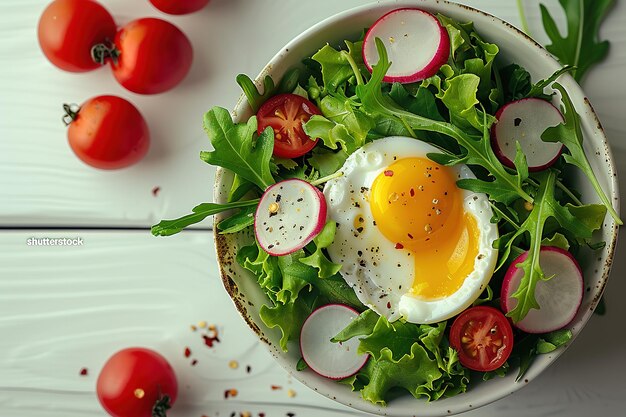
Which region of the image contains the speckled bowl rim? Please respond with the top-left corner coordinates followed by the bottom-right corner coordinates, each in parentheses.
top-left (213, 1), bottom-right (620, 415)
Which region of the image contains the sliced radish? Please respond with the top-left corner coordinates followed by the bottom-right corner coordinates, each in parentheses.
top-left (254, 178), bottom-right (327, 256)
top-left (300, 304), bottom-right (369, 380)
top-left (501, 246), bottom-right (583, 334)
top-left (362, 8), bottom-right (450, 83)
top-left (492, 98), bottom-right (564, 172)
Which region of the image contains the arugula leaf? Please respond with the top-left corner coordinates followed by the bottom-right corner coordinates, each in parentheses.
top-left (216, 205), bottom-right (256, 234)
top-left (228, 174), bottom-right (255, 203)
top-left (151, 199), bottom-right (259, 236)
top-left (540, 0), bottom-right (615, 82)
top-left (542, 83), bottom-right (621, 224)
top-left (300, 221), bottom-right (342, 279)
top-left (356, 38), bottom-right (533, 204)
top-left (236, 74), bottom-right (275, 113)
top-left (506, 170), bottom-right (596, 322)
top-left (201, 107), bottom-right (275, 190)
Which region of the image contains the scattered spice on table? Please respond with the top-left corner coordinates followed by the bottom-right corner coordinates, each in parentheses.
top-left (246, 365), bottom-right (252, 373)
top-left (229, 360), bottom-right (239, 369)
top-left (287, 389), bottom-right (296, 398)
top-left (224, 389), bottom-right (238, 399)
top-left (271, 385), bottom-right (282, 391)
top-left (184, 347), bottom-right (192, 358)
top-left (79, 367), bottom-right (88, 376)
top-left (191, 359), bottom-right (198, 366)
top-left (152, 186), bottom-right (161, 196)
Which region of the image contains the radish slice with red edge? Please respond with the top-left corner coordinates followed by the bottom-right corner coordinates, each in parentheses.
top-left (492, 98), bottom-right (564, 172)
top-left (501, 246), bottom-right (583, 334)
top-left (362, 8), bottom-right (450, 83)
top-left (300, 304), bottom-right (369, 380)
top-left (255, 178), bottom-right (327, 256)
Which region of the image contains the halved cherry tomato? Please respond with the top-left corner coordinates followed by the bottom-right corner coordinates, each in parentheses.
top-left (449, 306), bottom-right (514, 372)
top-left (257, 93), bottom-right (321, 158)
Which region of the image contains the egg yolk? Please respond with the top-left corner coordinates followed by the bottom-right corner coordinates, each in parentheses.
top-left (370, 157), bottom-right (480, 299)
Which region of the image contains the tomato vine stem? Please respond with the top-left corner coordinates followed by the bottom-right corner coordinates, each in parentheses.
top-left (62, 103), bottom-right (80, 126)
top-left (91, 40), bottom-right (120, 66)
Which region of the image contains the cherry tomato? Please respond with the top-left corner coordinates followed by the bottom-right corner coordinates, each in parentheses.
top-left (257, 94), bottom-right (321, 158)
top-left (449, 306), bottom-right (514, 372)
top-left (37, 0), bottom-right (116, 72)
top-left (149, 0), bottom-right (210, 15)
top-left (97, 347), bottom-right (177, 417)
top-left (64, 95), bottom-right (150, 169)
top-left (107, 18), bottom-right (193, 94)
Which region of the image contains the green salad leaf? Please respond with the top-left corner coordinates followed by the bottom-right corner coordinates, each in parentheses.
top-left (151, 199), bottom-right (259, 236)
top-left (540, 0), bottom-right (615, 82)
top-left (201, 107), bottom-right (276, 190)
top-left (356, 38), bottom-right (533, 205)
top-left (299, 222), bottom-right (343, 279)
top-left (542, 83), bottom-right (621, 224)
top-left (504, 170), bottom-right (598, 322)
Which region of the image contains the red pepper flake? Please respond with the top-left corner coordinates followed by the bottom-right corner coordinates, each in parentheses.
top-left (395, 243), bottom-right (404, 249)
top-left (79, 367), bottom-right (88, 376)
top-left (259, 414), bottom-right (266, 417)
top-left (191, 359), bottom-right (198, 366)
top-left (410, 188), bottom-right (415, 197)
top-left (386, 301), bottom-right (391, 309)
top-left (271, 385), bottom-right (282, 391)
top-left (152, 186), bottom-right (161, 196)
top-left (384, 170), bottom-right (394, 177)
top-left (202, 334), bottom-right (220, 348)
top-left (184, 347), bottom-right (192, 358)
top-left (224, 389), bottom-right (238, 399)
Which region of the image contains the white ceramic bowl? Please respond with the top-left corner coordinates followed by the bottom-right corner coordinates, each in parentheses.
top-left (213, 1), bottom-right (620, 415)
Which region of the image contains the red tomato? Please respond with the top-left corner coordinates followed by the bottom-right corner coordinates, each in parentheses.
top-left (97, 347), bottom-right (177, 417)
top-left (449, 306), bottom-right (514, 372)
top-left (149, 0), bottom-right (210, 15)
top-left (257, 94), bottom-right (321, 158)
top-left (37, 0), bottom-right (116, 72)
top-left (65, 95), bottom-right (150, 169)
top-left (109, 18), bottom-right (193, 94)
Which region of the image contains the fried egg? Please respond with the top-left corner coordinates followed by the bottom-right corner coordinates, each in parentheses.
top-left (323, 136), bottom-right (498, 324)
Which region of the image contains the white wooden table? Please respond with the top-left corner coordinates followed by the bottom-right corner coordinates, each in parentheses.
top-left (1, 1), bottom-right (625, 416)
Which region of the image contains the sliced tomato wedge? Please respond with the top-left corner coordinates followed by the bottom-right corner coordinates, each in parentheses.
top-left (257, 93), bottom-right (321, 158)
top-left (449, 306), bottom-right (514, 372)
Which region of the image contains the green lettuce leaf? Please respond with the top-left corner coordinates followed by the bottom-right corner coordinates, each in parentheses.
top-left (355, 38), bottom-right (533, 205)
top-left (300, 221), bottom-right (342, 278)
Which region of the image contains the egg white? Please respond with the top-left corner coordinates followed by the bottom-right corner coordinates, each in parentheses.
top-left (323, 136), bottom-right (498, 324)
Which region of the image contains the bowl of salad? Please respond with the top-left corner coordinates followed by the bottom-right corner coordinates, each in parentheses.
top-left (152, 0), bottom-right (620, 415)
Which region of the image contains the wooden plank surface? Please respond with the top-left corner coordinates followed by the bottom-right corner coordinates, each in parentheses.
top-left (0, 230), bottom-right (625, 416)
top-left (1, 0), bottom-right (626, 227)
